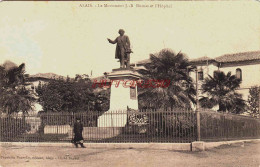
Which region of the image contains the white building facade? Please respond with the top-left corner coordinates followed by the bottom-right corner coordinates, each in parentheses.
top-left (190, 51), bottom-right (260, 101)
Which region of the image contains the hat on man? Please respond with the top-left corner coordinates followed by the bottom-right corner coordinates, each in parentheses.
top-left (118, 29), bottom-right (125, 34)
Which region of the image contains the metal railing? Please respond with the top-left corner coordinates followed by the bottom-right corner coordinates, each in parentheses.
top-left (0, 109), bottom-right (259, 143)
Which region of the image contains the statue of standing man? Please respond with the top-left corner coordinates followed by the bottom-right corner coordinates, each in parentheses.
top-left (107, 29), bottom-right (132, 69)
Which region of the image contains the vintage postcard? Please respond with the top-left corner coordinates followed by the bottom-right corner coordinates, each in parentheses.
top-left (0, 1), bottom-right (260, 167)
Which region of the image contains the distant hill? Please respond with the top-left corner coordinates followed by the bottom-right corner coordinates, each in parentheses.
top-left (29, 73), bottom-right (66, 80)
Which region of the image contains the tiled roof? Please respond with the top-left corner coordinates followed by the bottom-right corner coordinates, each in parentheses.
top-left (215, 51), bottom-right (260, 63)
top-left (131, 59), bottom-right (151, 66)
top-left (190, 56), bottom-right (214, 63)
top-left (131, 51), bottom-right (260, 66)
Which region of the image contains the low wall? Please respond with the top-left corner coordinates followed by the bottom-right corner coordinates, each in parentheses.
top-left (1, 139), bottom-right (259, 151)
top-left (44, 125), bottom-right (71, 134)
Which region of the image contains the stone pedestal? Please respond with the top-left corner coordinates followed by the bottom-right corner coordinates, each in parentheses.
top-left (98, 69), bottom-right (141, 127)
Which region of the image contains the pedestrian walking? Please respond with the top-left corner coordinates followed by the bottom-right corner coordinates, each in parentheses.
top-left (72, 117), bottom-right (86, 148)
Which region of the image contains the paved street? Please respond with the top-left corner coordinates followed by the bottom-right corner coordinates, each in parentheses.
top-left (0, 141), bottom-right (259, 167)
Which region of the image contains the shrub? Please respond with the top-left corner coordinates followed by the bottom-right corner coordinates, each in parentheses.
top-left (125, 108), bottom-right (196, 137)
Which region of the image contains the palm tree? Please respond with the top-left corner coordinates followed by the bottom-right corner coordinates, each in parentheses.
top-left (200, 70), bottom-right (247, 114)
top-left (0, 61), bottom-right (35, 114)
top-left (0, 61), bottom-right (26, 88)
top-left (137, 49), bottom-right (196, 110)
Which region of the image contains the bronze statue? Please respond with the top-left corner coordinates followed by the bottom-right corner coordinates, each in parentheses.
top-left (107, 29), bottom-right (132, 69)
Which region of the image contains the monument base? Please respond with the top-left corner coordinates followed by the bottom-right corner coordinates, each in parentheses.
top-left (97, 69), bottom-right (141, 127)
top-left (97, 110), bottom-right (128, 127)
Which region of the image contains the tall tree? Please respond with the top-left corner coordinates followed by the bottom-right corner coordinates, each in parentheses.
top-left (36, 74), bottom-right (106, 113)
top-left (137, 49), bottom-right (196, 110)
top-left (0, 61), bottom-right (35, 114)
top-left (200, 70), bottom-right (247, 113)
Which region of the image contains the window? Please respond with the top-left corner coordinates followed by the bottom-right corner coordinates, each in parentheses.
top-left (198, 71), bottom-right (204, 80)
top-left (236, 68), bottom-right (242, 80)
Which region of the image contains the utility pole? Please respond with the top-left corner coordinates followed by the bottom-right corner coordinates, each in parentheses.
top-left (196, 68), bottom-right (200, 110)
top-left (258, 86), bottom-right (260, 115)
top-left (195, 68), bottom-right (201, 141)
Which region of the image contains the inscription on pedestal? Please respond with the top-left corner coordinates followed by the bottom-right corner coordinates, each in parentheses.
top-left (130, 86), bottom-right (137, 100)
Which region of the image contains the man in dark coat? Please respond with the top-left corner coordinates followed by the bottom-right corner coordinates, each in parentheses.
top-left (107, 29), bottom-right (132, 69)
top-left (73, 118), bottom-right (85, 148)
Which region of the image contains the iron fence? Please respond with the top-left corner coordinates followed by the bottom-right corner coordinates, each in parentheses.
top-left (0, 109), bottom-right (259, 143)
top-left (0, 109), bottom-right (196, 143)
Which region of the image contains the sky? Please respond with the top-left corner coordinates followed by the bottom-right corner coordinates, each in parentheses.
top-left (0, 1), bottom-right (259, 77)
